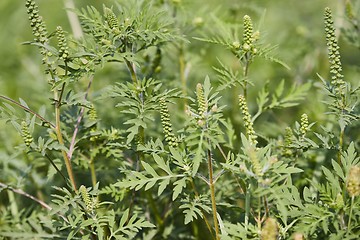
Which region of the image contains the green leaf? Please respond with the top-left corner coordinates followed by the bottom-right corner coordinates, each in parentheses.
top-left (172, 178), bottom-right (186, 200)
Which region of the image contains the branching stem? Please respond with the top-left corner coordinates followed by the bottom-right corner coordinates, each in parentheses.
top-left (54, 85), bottom-right (77, 192)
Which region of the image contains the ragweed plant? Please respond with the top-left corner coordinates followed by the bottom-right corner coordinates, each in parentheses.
top-left (0, 1), bottom-right (359, 240)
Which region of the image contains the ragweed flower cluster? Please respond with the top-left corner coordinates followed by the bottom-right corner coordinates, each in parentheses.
top-left (104, 7), bottom-right (119, 33)
top-left (56, 26), bottom-right (69, 60)
top-left (21, 121), bottom-right (33, 147)
top-left (347, 166), bottom-right (360, 197)
top-left (282, 127), bottom-right (294, 156)
top-left (159, 98), bottom-right (178, 147)
top-left (239, 95), bottom-right (257, 145)
top-left (324, 7), bottom-right (345, 96)
top-left (248, 145), bottom-right (262, 177)
top-left (25, 0), bottom-right (48, 44)
top-left (299, 113), bottom-right (309, 138)
top-left (88, 104), bottom-right (99, 142)
top-left (261, 217), bottom-right (278, 240)
top-left (242, 15), bottom-right (258, 55)
top-left (79, 185), bottom-right (98, 213)
top-left (196, 83), bottom-right (207, 118)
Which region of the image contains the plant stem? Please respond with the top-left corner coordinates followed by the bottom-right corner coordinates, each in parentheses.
top-left (243, 61), bottom-right (250, 100)
top-left (347, 196), bottom-right (354, 233)
top-left (0, 95), bottom-right (55, 129)
top-left (89, 159), bottom-right (97, 188)
top-left (54, 85), bottom-right (77, 192)
top-left (338, 127), bottom-right (344, 165)
top-left (179, 45), bottom-right (187, 108)
top-left (207, 147), bottom-right (220, 240)
top-left (63, 0), bottom-right (83, 39)
top-left (68, 75), bottom-right (94, 160)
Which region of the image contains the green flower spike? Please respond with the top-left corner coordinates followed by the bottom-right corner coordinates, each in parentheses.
top-left (248, 145), bottom-right (262, 177)
top-left (261, 217), bottom-right (278, 240)
top-left (104, 7), bottom-right (119, 32)
top-left (300, 113), bottom-right (309, 138)
top-left (25, 0), bottom-right (48, 44)
top-left (79, 185), bottom-right (95, 212)
top-left (243, 15), bottom-right (258, 55)
top-left (56, 26), bottom-right (69, 60)
top-left (196, 83), bottom-right (207, 118)
top-left (283, 127), bottom-right (294, 156)
top-left (21, 121), bottom-right (33, 147)
top-left (324, 7), bottom-right (345, 96)
top-left (160, 98), bottom-right (178, 147)
top-left (347, 166), bottom-right (360, 197)
top-left (239, 95), bottom-right (257, 145)
top-left (88, 104), bottom-right (98, 122)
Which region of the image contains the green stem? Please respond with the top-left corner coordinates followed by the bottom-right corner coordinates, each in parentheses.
top-left (89, 159), bottom-right (97, 188)
top-left (179, 45), bottom-right (187, 108)
top-left (0, 95), bottom-right (55, 129)
top-left (207, 148), bottom-right (220, 240)
top-left (347, 196), bottom-right (354, 233)
top-left (54, 86), bottom-right (77, 192)
top-left (243, 61), bottom-right (250, 100)
top-left (338, 127), bottom-right (344, 165)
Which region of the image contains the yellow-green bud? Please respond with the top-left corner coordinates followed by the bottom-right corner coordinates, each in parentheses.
top-left (192, 17), bottom-right (204, 27)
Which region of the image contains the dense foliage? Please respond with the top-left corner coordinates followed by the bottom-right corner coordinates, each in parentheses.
top-left (0, 0), bottom-right (359, 239)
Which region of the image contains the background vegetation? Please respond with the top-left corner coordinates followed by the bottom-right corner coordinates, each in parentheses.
top-left (0, 0), bottom-right (359, 239)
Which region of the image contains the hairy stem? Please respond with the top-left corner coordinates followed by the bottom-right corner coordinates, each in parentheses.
top-left (207, 147), bottom-right (220, 240)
